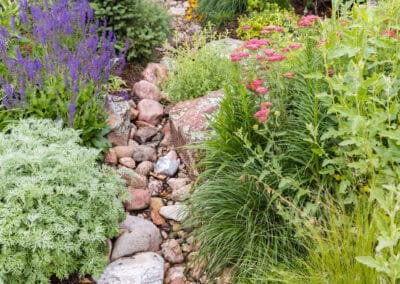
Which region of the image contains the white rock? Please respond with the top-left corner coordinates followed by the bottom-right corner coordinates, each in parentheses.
top-left (98, 252), bottom-right (164, 284)
top-left (159, 205), bottom-right (188, 222)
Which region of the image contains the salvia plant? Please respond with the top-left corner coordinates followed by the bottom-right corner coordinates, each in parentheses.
top-left (0, 0), bottom-right (128, 149)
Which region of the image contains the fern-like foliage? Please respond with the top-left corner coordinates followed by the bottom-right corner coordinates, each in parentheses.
top-left (0, 119), bottom-right (127, 283)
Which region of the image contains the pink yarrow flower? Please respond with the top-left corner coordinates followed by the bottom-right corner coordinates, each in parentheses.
top-left (298, 19), bottom-right (312, 27)
top-left (252, 78), bottom-right (264, 86)
top-left (264, 49), bottom-right (276, 56)
top-left (254, 102), bottom-right (273, 123)
top-left (281, 48), bottom-right (290, 52)
top-left (289, 43), bottom-right (303, 49)
top-left (303, 15), bottom-right (319, 21)
top-left (255, 87), bottom-right (269, 94)
top-left (242, 25), bottom-right (252, 31)
top-left (268, 54), bottom-right (287, 62)
top-left (381, 30), bottom-right (396, 38)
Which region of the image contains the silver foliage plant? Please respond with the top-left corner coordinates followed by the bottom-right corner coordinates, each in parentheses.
top-left (0, 118), bottom-right (127, 283)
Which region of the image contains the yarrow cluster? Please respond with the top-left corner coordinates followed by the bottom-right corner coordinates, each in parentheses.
top-left (229, 21), bottom-right (309, 123)
top-left (0, 0), bottom-right (127, 133)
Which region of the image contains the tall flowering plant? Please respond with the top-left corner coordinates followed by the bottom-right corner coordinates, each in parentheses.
top-left (0, 0), bottom-right (127, 149)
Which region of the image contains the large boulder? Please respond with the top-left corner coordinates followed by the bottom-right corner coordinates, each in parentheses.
top-left (169, 90), bottom-right (223, 176)
top-left (106, 95), bottom-right (131, 146)
top-left (111, 215), bottom-right (162, 261)
top-left (98, 253), bottom-right (164, 284)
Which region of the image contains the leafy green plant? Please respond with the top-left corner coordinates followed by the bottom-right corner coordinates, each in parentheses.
top-left (247, 0), bottom-right (290, 12)
top-left (164, 29), bottom-right (238, 102)
top-left (236, 4), bottom-right (297, 40)
top-left (197, 0), bottom-right (247, 26)
top-left (90, 0), bottom-right (171, 61)
top-left (0, 118), bottom-right (127, 283)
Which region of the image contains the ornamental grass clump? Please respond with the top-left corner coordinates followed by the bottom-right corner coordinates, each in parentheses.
top-left (0, 118), bottom-right (127, 283)
top-left (0, 0), bottom-right (127, 149)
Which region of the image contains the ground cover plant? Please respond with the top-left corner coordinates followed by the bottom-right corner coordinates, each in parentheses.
top-left (0, 0), bottom-right (127, 150)
top-left (188, 0), bottom-right (400, 282)
top-left (0, 118), bottom-right (127, 283)
top-left (163, 28), bottom-right (237, 102)
top-left (89, 0), bottom-right (171, 61)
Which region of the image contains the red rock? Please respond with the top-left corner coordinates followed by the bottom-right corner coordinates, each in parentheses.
top-left (137, 99), bottom-right (164, 125)
top-left (142, 63), bottom-right (168, 86)
top-left (166, 266), bottom-right (186, 284)
top-left (130, 108), bottom-right (139, 120)
top-left (169, 90), bottom-right (223, 176)
top-left (124, 188), bottom-right (151, 211)
top-left (133, 80), bottom-right (161, 102)
top-left (104, 148), bottom-right (118, 165)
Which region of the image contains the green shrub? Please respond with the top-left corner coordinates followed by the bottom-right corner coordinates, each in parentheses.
top-left (90, 0), bottom-right (171, 61)
top-left (197, 0), bottom-right (247, 26)
top-left (0, 119), bottom-right (127, 283)
top-left (164, 29), bottom-right (238, 102)
top-left (236, 4), bottom-right (297, 40)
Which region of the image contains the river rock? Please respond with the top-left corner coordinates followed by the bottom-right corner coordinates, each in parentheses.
top-left (132, 145), bottom-right (157, 162)
top-left (159, 205), bottom-right (188, 222)
top-left (98, 253), bottom-right (164, 284)
top-left (111, 216), bottom-right (162, 261)
top-left (161, 239), bottom-right (184, 264)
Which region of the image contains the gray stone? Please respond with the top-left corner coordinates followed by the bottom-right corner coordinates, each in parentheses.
top-left (111, 216), bottom-right (162, 261)
top-left (134, 126), bottom-right (159, 144)
top-left (167, 178), bottom-right (190, 191)
top-left (132, 145), bottom-right (157, 162)
top-left (205, 38), bottom-right (244, 59)
top-left (154, 156), bottom-right (179, 177)
top-left (148, 179), bottom-right (164, 196)
top-left (98, 253), bottom-right (164, 284)
top-left (106, 95), bottom-right (131, 146)
top-left (169, 7), bottom-right (186, 16)
top-left (159, 205), bottom-right (188, 222)
top-left (171, 183), bottom-right (192, 202)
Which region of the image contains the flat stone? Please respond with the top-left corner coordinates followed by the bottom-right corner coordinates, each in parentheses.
top-left (125, 188), bottom-right (151, 211)
top-left (169, 90), bottom-right (223, 176)
top-left (98, 253), bottom-right (164, 284)
top-left (133, 80), bottom-right (161, 102)
top-left (159, 205), bottom-right (188, 222)
top-left (106, 95), bottom-right (131, 146)
top-left (169, 7), bottom-right (186, 16)
top-left (171, 183), bottom-right (192, 202)
top-left (132, 145), bottom-right (157, 162)
top-left (205, 38), bottom-right (244, 59)
top-left (167, 178), bottom-right (190, 191)
top-left (111, 216), bottom-right (162, 261)
top-left (134, 126), bottom-right (159, 144)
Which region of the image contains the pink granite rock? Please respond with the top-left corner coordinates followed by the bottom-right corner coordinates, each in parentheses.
top-left (124, 188), bottom-right (151, 211)
top-left (106, 95), bottom-right (131, 146)
top-left (141, 63), bottom-right (168, 86)
top-left (169, 90), bottom-right (223, 176)
top-left (137, 99), bottom-right (164, 125)
top-left (133, 80), bottom-right (161, 102)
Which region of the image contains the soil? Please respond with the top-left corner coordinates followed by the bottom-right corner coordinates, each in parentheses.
top-left (120, 62), bottom-right (145, 89)
top-left (50, 274), bottom-right (93, 284)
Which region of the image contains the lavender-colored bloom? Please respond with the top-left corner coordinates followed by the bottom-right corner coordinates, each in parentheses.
top-left (68, 99), bottom-right (76, 127)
